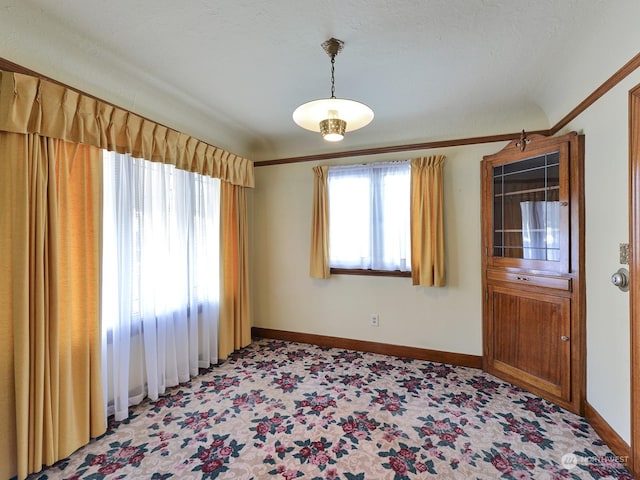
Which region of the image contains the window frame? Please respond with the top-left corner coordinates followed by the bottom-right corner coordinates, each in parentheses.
top-left (330, 267), bottom-right (412, 277)
top-left (327, 160), bottom-right (412, 277)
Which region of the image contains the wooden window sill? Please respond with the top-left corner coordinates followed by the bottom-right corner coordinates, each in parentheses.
top-left (330, 268), bottom-right (412, 278)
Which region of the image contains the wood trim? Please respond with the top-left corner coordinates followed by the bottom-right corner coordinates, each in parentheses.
top-left (573, 133), bottom-right (587, 417)
top-left (256, 51), bottom-right (640, 167)
top-left (330, 268), bottom-right (411, 278)
top-left (251, 327), bottom-right (483, 369)
top-left (550, 51), bottom-right (640, 135)
top-left (3, 51), bottom-right (640, 169)
top-left (585, 402), bottom-right (631, 468)
top-left (0, 57), bottom-right (43, 76)
top-left (254, 131), bottom-right (550, 167)
top-left (628, 83), bottom-right (640, 478)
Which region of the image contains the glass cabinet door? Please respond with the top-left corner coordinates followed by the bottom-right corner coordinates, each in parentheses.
top-left (481, 132), bottom-right (584, 415)
top-left (485, 143), bottom-right (569, 272)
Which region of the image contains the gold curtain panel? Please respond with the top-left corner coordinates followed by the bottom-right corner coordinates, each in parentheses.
top-left (0, 71), bottom-right (254, 188)
top-left (410, 155), bottom-right (446, 286)
top-left (309, 165), bottom-right (330, 279)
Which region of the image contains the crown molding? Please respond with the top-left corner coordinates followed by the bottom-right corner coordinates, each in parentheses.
top-left (255, 51), bottom-right (640, 167)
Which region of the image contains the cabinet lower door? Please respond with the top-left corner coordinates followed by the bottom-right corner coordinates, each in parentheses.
top-left (487, 284), bottom-right (571, 402)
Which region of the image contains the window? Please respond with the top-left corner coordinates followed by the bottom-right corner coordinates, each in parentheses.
top-left (328, 161), bottom-right (411, 273)
top-left (102, 151), bottom-right (221, 420)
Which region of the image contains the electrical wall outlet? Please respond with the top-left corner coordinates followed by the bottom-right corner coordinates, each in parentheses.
top-left (370, 313), bottom-right (379, 327)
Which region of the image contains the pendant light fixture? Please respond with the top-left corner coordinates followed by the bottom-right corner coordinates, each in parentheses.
top-left (293, 38), bottom-right (374, 142)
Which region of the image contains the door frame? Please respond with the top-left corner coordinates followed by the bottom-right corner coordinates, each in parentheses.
top-left (628, 84), bottom-right (640, 477)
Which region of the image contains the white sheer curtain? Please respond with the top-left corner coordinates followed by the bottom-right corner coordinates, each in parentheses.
top-left (520, 201), bottom-right (560, 261)
top-left (328, 161), bottom-right (411, 271)
top-left (102, 152), bottom-right (220, 421)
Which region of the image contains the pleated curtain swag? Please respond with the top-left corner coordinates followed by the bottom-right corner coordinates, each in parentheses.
top-left (0, 70), bottom-right (254, 479)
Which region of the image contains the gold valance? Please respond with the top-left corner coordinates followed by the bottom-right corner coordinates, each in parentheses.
top-left (0, 70), bottom-right (254, 187)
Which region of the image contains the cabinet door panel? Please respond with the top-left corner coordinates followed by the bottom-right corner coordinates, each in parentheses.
top-left (482, 132), bottom-right (584, 415)
top-left (489, 285), bottom-right (571, 401)
top-left (483, 138), bottom-right (570, 273)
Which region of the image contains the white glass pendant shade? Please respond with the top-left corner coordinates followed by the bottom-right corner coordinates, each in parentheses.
top-left (293, 38), bottom-right (373, 142)
top-left (293, 98), bottom-right (374, 134)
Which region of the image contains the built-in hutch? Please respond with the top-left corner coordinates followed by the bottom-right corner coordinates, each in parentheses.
top-left (481, 131), bottom-right (585, 414)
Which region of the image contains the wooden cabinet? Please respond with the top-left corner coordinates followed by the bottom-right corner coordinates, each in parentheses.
top-left (481, 132), bottom-right (584, 414)
top-left (487, 284), bottom-right (571, 400)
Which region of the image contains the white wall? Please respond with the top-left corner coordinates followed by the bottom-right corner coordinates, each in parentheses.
top-left (250, 142), bottom-right (504, 357)
top-left (563, 69), bottom-right (640, 444)
top-left (250, 69), bottom-right (640, 445)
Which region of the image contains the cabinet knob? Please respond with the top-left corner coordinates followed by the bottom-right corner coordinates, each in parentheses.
top-left (561, 335), bottom-right (569, 342)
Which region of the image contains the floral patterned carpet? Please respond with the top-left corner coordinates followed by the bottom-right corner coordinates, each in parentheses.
top-left (30, 338), bottom-right (632, 479)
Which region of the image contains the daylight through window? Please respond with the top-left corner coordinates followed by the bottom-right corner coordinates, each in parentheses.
top-left (328, 161), bottom-right (411, 272)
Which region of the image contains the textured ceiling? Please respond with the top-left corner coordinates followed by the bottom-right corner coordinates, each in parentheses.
top-left (1, 0), bottom-right (639, 161)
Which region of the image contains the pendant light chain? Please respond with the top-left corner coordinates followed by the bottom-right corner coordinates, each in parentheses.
top-left (322, 38), bottom-right (343, 100)
top-left (330, 54), bottom-right (336, 99)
